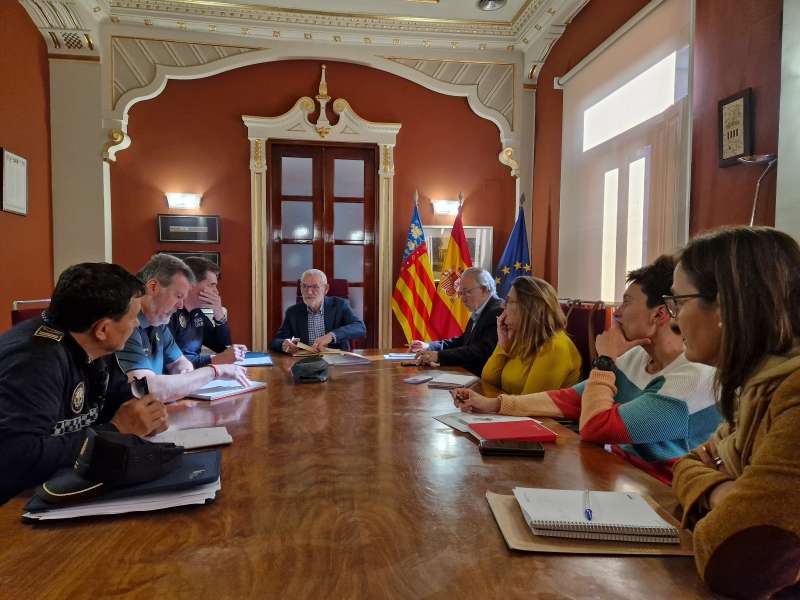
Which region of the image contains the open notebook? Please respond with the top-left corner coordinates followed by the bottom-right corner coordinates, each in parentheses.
top-left (513, 487), bottom-right (679, 544)
top-left (427, 373), bottom-right (479, 389)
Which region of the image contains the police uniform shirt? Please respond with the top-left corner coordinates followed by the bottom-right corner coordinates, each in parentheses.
top-left (168, 308), bottom-right (231, 368)
top-left (115, 313), bottom-right (183, 375)
top-left (0, 316), bottom-right (119, 504)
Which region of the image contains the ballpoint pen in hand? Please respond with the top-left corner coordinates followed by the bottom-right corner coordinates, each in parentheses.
top-left (583, 489), bottom-right (593, 521)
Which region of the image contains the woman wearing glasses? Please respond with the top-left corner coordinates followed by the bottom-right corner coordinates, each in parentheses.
top-left (478, 276), bottom-right (581, 395)
top-left (669, 226), bottom-right (800, 599)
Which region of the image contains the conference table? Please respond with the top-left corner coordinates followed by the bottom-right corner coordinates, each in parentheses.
top-left (0, 353), bottom-right (712, 598)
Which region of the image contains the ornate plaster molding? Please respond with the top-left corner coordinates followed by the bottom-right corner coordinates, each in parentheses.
top-left (19, 0), bottom-right (101, 56)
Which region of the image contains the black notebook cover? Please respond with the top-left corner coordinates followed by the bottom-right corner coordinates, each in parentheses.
top-left (24, 449), bottom-right (221, 512)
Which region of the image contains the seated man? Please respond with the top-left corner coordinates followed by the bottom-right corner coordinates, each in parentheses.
top-left (0, 263), bottom-right (169, 504)
top-left (169, 256), bottom-right (247, 368)
top-left (270, 269), bottom-right (366, 354)
top-left (411, 267), bottom-right (504, 376)
top-left (452, 255), bottom-right (721, 483)
top-left (116, 254), bottom-right (249, 403)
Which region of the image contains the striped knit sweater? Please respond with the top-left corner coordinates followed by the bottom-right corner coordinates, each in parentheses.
top-left (499, 346), bottom-right (721, 483)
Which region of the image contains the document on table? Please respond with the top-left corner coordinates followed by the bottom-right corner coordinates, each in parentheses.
top-left (235, 352), bottom-right (273, 367)
top-left (186, 379), bottom-right (266, 400)
top-left (384, 353), bottom-right (416, 360)
top-left (148, 426), bottom-right (232, 449)
top-left (433, 412), bottom-right (535, 434)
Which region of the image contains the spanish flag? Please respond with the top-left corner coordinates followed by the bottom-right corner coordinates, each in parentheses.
top-left (391, 205), bottom-right (439, 343)
top-left (430, 208), bottom-right (473, 338)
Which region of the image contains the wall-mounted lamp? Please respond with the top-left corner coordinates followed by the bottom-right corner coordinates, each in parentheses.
top-left (430, 192), bottom-right (464, 216)
top-left (165, 192), bottom-right (202, 209)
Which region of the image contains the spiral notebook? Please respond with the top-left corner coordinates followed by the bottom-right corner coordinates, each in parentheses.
top-left (512, 487), bottom-right (679, 544)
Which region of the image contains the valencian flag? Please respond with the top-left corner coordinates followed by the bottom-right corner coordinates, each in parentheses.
top-left (392, 203), bottom-right (439, 343)
top-left (430, 208), bottom-right (473, 338)
top-left (495, 201), bottom-right (531, 298)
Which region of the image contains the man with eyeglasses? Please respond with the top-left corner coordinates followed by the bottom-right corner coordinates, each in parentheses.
top-left (412, 267), bottom-right (503, 376)
top-left (270, 268), bottom-right (366, 354)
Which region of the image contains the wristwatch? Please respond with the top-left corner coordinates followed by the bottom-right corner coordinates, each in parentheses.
top-left (591, 355), bottom-right (616, 372)
top-left (214, 306), bottom-right (228, 324)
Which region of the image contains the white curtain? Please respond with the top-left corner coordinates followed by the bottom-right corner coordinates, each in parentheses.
top-left (557, 0), bottom-right (692, 302)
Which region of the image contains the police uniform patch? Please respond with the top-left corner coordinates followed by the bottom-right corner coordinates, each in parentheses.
top-left (34, 325), bottom-right (64, 342)
top-left (193, 316), bottom-right (204, 328)
top-left (179, 313), bottom-right (188, 329)
top-left (71, 382), bottom-right (85, 413)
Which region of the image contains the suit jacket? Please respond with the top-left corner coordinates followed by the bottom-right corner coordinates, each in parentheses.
top-left (429, 296), bottom-right (503, 376)
top-left (270, 296), bottom-right (366, 353)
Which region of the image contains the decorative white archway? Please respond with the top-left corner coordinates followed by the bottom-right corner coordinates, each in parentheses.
top-left (242, 65), bottom-right (401, 350)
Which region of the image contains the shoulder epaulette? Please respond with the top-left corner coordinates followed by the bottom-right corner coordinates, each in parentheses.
top-left (34, 325), bottom-right (64, 342)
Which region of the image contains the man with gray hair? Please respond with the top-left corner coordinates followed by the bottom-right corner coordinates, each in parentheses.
top-left (116, 254), bottom-right (250, 403)
top-left (270, 268), bottom-right (366, 354)
top-left (413, 267), bottom-right (503, 376)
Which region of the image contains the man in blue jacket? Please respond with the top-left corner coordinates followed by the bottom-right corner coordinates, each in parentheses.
top-left (270, 269), bottom-right (366, 354)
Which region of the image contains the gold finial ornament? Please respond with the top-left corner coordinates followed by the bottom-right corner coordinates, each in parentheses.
top-left (318, 64), bottom-right (329, 99)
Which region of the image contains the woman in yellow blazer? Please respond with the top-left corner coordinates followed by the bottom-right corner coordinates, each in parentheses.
top-left (481, 276), bottom-right (581, 395)
top-left (669, 226), bottom-right (800, 599)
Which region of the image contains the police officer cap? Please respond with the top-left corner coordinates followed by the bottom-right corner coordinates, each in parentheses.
top-left (291, 356), bottom-right (329, 383)
top-left (36, 428), bottom-right (184, 505)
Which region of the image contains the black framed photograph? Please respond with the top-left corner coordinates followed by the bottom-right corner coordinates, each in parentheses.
top-left (157, 214), bottom-right (220, 243)
top-left (159, 251), bottom-right (220, 267)
top-left (718, 88), bottom-right (752, 167)
top-left (1, 148), bottom-right (28, 216)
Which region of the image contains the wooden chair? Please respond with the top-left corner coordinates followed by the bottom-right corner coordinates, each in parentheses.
top-left (561, 300), bottom-right (614, 380)
top-left (11, 298), bottom-right (51, 326)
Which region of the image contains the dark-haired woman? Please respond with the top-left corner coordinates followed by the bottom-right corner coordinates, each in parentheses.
top-left (669, 226), bottom-right (800, 599)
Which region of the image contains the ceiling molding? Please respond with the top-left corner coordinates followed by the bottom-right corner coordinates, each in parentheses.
top-left (19, 0), bottom-right (102, 56)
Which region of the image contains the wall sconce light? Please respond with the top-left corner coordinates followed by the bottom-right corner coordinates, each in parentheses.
top-left (737, 154), bottom-right (777, 226)
top-left (165, 192), bottom-right (202, 209)
top-left (430, 192), bottom-right (464, 216)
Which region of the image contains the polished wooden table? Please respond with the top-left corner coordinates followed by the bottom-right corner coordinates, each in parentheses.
top-left (0, 354), bottom-right (712, 598)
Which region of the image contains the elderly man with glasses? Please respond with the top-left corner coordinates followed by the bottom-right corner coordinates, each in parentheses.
top-left (412, 267), bottom-right (504, 376)
top-left (270, 269), bottom-right (366, 354)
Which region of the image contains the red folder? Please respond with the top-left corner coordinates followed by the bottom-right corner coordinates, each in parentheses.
top-left (468, 420), bottom-right (558, 443)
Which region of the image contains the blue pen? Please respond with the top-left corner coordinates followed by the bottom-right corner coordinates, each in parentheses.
top-left (583, 489), bottom-right (593, 521)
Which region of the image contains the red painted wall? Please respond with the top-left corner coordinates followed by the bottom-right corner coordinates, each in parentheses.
top-left (531, 0), bottom-right (782, 283)
top-left (690, 0), bottom-right (782, 233)
top-left (111, 60), bottom-right (516, 347)
top-left (531, 0), bottom-right (649, 282)
top-left (0, 2), bottom-right (53, 332)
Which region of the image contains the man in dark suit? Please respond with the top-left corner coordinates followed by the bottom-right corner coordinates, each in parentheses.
top-left (270, 269), bottom-right (366, 354)
top-left (411, 267), bottom-right (503, 376)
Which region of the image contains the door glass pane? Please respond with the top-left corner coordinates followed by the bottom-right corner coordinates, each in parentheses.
top-left (349, 287), bottom-right (364, 319)
top-left (334, 245), bottom-right (364, 282)
top-left (333, 159), bottom-right (364, 197)
top-left (282, 286), bottom-right (299, 314)
top-left (282, 244), bottom-right (312, 281)
top-left (282, 201), bottom-right (313, 240)
top-left (281, 157), bottom-right (313, 196)
top-left (333, 203), bottom-right (364, 241)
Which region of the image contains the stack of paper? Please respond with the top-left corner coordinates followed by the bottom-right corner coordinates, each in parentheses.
top-left (427, 373), bottom-right (479, 389)
top-left (434, 412), bottom-right (536, 434)
top-left (384, 353), bottom-right (416, 360)
top-left (187, 379), bottom-right (266, 400)
top-left (148, 426), bottom-right (232, 449)
top-left (23, 480), bottom-right (221, 521)
top-left (322, 353), bottom-right (371, 366)
top-left (235, 352), bottom-right (273, 366)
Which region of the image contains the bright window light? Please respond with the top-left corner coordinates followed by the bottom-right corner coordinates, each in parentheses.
top-left (601, 169), bottom-right (619, 302)
top-left (626, 157), bottom-right (647, 275)
top-left (583, 51), bottom-right (677, 152)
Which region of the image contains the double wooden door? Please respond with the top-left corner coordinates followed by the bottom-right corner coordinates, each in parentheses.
top-left (268, 142), bottom-right (377, 347)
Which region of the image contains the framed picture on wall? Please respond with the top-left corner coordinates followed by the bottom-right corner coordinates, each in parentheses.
top-left (423, 225), bottom-right (493, 281)
top-left (718, 88), bottom-right (753, 167)
top-left (1, 148), bottom-right (28, 216)
top-left (159, 251), bottom-right (220, 267)
top-left (157, 214), bottom-right (220, 243)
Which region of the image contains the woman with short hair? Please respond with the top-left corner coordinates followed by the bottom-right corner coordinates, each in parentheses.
top-left (479, 276), bottom-right (581, 395)
top-left (669, 226), bottom-right (800, 599)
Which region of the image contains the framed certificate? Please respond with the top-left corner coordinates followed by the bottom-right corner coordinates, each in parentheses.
top-left (1, 148), bottom-right (28, 216)
top-left (157, 214), bottom-right (220, 243)
top-left (718, 88), bottom-right (752, 167)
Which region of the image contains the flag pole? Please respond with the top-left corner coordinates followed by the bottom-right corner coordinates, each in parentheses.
top-left (458, 191), bottom-right (464, 208)
top-left (414, 189), bottom-right (419, 209)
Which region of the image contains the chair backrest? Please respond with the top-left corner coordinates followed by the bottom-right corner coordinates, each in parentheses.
top-left (561, 301), bottom-right (614, 380)
top-left (11, 298), bottom-right (51, 326)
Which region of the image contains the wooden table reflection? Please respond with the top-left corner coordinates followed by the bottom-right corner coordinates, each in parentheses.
top-left (0, 353), bottom-right (711, 598)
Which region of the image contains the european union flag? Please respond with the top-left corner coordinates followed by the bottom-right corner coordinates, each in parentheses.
top-left (494, 205), bottom-right (531, 299)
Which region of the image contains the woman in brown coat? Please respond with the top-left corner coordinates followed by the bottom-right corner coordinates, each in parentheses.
top-left (667, 226), bottom-right (800, 599)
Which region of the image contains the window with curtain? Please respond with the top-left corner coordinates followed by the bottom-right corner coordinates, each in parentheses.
top-left (557, 0), bottom-right (692, 303)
